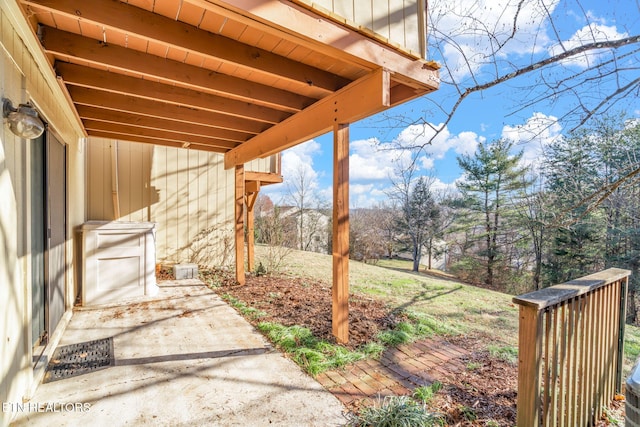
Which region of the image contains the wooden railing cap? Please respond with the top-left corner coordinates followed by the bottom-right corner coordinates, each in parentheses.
top-left (513, 267), bottom-right (631, 310)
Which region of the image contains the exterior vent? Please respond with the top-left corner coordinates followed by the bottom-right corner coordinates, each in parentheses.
top-left (627, 360), bottom-right (640, 426)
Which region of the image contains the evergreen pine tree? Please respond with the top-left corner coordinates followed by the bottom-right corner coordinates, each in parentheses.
top-left (456, 139), bottom-right (530, 288)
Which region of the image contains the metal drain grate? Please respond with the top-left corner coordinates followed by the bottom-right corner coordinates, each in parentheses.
top-left (44, 337), bottom-right (114, 383)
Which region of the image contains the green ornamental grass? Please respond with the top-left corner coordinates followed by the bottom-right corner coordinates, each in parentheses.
top-left (348, 395), bottom-right (440, 427)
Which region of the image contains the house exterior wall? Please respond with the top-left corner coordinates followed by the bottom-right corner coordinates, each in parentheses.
top-left (297, 0), bottom-right (427, 58)
top-left (86, 139), bottom-right (279, 268)
top-left (0, 2), bottom-right (85, 426)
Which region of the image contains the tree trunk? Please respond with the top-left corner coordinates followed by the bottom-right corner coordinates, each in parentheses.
top-left (412, 236), bottom-right (421, 272)
top-left (485, 201), bottom-right (493, 287)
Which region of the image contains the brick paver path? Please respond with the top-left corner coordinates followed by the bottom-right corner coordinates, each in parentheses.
top-left (316, 337), bottom-right (469, 409)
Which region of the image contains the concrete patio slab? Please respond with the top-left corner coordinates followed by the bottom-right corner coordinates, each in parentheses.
top-left (9, 279), bottom-right (346, 426)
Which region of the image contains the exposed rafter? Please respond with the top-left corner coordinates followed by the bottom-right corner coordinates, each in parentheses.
top-left (76, 106), bottom-right (245, 141)
top-left (83, 120), bottom-right (239, 150)
top-left (40, 26), bottom-right (313, 112)
top-left (57, 62), bottom-right (290, 124)
top-left (24, 0), bottom-right (350, 94)
top-left (68, 86), bottom-right (266, 136)
top-left (87, 131), bottom-right (229, 153)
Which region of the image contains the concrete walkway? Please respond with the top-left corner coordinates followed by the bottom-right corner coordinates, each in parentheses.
top-left (10, 279), bottom-right (346, 426)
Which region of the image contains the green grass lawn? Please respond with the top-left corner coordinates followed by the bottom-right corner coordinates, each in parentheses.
top-left (254, 244), bottom-right (640, 375)
top-left (256, 245), bottom-right (518, 344)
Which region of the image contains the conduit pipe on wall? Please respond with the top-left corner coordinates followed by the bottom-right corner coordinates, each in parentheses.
top-left (111, 141), bottom-right (120, 219)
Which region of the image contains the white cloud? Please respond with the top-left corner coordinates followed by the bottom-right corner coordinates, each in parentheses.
top-left (280, 139), bottom-right (322, 189)
top-left (501, 112), bottom-right (562, 166)
top-left (349, 138), bottom-right (411, 181)
top-left (347, 125), bottom-right (486, 183)
top-left (430, 177), bottom-right (459, 195)
top-left (548, 23), bottom-right (628, 68)
top-left (351, 183), bottom-right (374, 195)
top-left (429, 0), bottom-right (557, 80)
top-left (350, 185), bottom-right (397, 208)
top-left (264, 139), bottom-right (323, 204)
top-left (395, 123), bottom-right (484, 161)
top-left (448, 131), bottom-right (484, 156)
top-left (420, 156), bottom-right (435, 170)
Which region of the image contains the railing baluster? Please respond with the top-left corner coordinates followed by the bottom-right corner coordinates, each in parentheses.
top-left (551, 305), bottom-right (559, 423)
top-left (593, 287), bottom-right (601, 421)
top-left (566, 298), bottom-right (575, 426)
top-left (558, 303), bottom-right (567, 427)
top-left (593, 288), bottom-right (613, 424)
top-left (543, 308), bottom-right (552, 425)
top-left (587, 284), bottom-right (597, 421)
top-left (612, 280), bottom-right (621, 393)
top-left (513, 268), bottom-right (631, 426)
top-left (576, 295), bottom-right (585, 427)
top-left (605, 283), bottom-right (614, 407)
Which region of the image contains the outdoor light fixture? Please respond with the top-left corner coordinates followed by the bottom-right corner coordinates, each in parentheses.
top-left (2, 98), bottom-right (45, 139)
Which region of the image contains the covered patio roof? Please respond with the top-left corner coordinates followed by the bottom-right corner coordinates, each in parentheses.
top-left (17, 0), bottom-right (439, 161)
top-left (16, 0), bottom-right (439, 344)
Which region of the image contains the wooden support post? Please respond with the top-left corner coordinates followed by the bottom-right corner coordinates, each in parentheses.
top-left (517, 304), bottom-right (542, 426)
top-left (332, 123), bottom-right (349, 344)
top-left (234, 164), bottom-right (245, 285)
top-left (246, 189), bottom-right (259, 272)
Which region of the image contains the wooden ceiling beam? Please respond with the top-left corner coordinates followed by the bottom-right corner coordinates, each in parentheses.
top-left (87, 130), bottom-right (228, 153)
top-left (76, 105), bottom-right (247, 142)
top-left (195, 0), bottom-right (440, 91)
top-left (245, 171), bottom-right (283, 184)
top-left (245, 181), bottom-right (260, 194)
top-left (83, 120), bottom-right (239, 150)
top-left (390, 83), bottom-right (428, 107)
top-left (24, 0), bottom-right (350, 94)
top-left (40, 26), bottom-right (312, 112)
top-left (57, 62), bottom-right (290, 124)
top-left (68, 85), bottom-right (267, 137)
top-left (225, 69), bottom-right (390, 168)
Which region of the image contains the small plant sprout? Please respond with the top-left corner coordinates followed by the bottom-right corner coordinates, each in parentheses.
top-left (487, 344), bottom-right (518, 364)
top-left (466, 361), bottom-right (481, 371)
top-left (255, 261), bottom-right (267, 277)
top-left (458, 405), bottom-right (477, 422)
top-left (413, 381), bottom-right (443, 404)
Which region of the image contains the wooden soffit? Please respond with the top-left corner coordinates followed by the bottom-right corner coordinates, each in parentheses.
top-left (16, 0), bottom-right (439, 161)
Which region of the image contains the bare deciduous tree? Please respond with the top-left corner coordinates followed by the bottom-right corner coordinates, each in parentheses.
top-left (388, 159), bottom-right (442, 272)
top-left (285, 163), bottom-right (328, 252)
top-left (386, 0), bottom-right (640, 148)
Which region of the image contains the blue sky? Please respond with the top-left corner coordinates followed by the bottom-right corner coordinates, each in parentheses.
top-left (264, 0), bottom-right (640, 208)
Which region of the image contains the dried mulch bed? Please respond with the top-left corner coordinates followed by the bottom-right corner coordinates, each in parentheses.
top-left (219, 274), bottom-right (401, 349)
top-left (436, 336), bottom-right (517, 425)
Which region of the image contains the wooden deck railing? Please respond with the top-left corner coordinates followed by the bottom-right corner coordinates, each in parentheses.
top-left (513, 268), bottom-right (630, 426)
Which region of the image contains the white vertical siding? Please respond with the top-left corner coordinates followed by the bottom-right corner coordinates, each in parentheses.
top-left (86, 138), bottom-right (252, 267)
top-left (297, 0), bottom-right (426, 58)
top-left (1, 2), bottom-right (85, 424)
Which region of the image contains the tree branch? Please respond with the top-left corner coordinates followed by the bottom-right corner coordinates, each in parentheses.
top-left (421, 34), bottom-right (640, 149)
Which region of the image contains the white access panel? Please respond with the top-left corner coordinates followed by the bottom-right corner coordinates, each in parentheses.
top-left (81, 221), bottom-right (158, 305)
